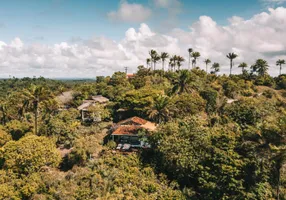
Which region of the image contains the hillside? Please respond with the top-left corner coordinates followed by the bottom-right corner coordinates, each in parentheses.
top-left (0, 67), bottom-right (286, 200)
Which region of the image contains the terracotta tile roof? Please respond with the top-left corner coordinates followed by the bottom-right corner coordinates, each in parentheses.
top-left (127, 74), bottom-right (135, 79)
top-left (112, 126), bottom-right (141, 135)
top-left (118, 116), bottom-right (148, 126)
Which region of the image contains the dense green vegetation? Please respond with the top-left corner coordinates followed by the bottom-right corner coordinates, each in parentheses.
top-left (0, 51), bottom-right (286, 199)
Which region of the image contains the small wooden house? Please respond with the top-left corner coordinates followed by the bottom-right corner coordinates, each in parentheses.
top-left (77, 95), bottom-right (109, 122)
top-left (110, 117), bottom-right (156, 150)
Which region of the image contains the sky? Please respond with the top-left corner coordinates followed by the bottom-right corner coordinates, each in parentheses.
top-left (0, 0), bottom-right (286, 78)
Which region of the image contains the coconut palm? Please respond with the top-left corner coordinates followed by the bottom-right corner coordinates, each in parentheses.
top-left (238, 62), bottom-right (248, 73)
top-left (149, 49), bottom-right (159, 70)
top-left (176, 56), bottom-right (185, 70)
top-left (148, 95), bottom-right (170, 124)
top-left (251, 59), bottom-right (269, 77)
top-left (191, 52), bottom-right (201, 68)
top-left (161, 52), bottom-right (169, 71)
top-left (153, 54), bottom-right (161, 71)
top-left (172, 69), bottom-right (192, 94)
top-left (204, 59), bottom-right (211, 73)
top-left (192, 59), bottom-right (196, 69)
top-left (226, 52), bottom-right (238, 75)
top-left (211, 63), bottom-right (220, 74)
top-left (170, 55), bottom-right (177, 71)
top-left (276, 59), bottom-right (285, 75)
top-left (188, 48), bottom-right (193, 70)
top-left (22, 85), bottom-right (53, 135)
top-left (146, 58), bottom-right (151, 69)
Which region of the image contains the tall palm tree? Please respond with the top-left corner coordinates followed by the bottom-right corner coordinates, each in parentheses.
top-left (153, 54), bottom-right (161, 70)
top-left (172, 69), bottom-right (192, 94)
top-left (170, 55), bottom-right (177, 71)
top-left (191, 52), bottom-right (201, 68)
top-left (148, 95), bottom-right (170, 124)
top-left (146, 58), bottom-right (151, 69)
top-left (149, 49), bottom-right (158, 70)
top-left (22, 85), bottom-right (53, 135)
top-left (226, 52), bottom-right (238, 75)
top-left (204, 59), bottom-right (211, 73)
top-left (238, 62), bottom-right (248, 73)
top-left (161, 52), bottom-right (169, 71)
top-left (276, 59), bottom-right (286, 75)
top-left (211, 63), bottom-right (220, 74)
top-left (176, 56), bottom-right (185, 71)
top-left (188, 48), bottom-right (193, 70)
top-left (251, 59), bottom-right (269, 77)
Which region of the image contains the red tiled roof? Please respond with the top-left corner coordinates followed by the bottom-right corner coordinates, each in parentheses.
top-left (118, 116), bottom-right (148, 126)
top-left (112, 126), bottom-right (141, 135)
top-left (126, 74), bottom-right (135, 79)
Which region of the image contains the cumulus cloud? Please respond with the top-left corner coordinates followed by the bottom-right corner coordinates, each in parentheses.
top-left (107, 1), bottom-right (152, 23)
top-left (1, 7), bottom-right (286, 78)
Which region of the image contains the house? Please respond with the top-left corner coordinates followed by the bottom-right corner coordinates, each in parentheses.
top-left (126, 74), bottom-right (135, 79)
top-left (77, 95), bottom-right (109, 122)
top-left (110, 117), bottom-right (156, 150)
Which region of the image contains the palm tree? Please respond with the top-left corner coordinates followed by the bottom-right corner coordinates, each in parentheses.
top-left (176, 56), bottom-right (185, 70)
top-left (22, 85), bottom-right (53, 135)
top-left (161, 52), bottom-right (169, 71)
top-left (204, 59), bottom-right (211, 73)
top-left (191, 52), bottom-right (201, 68)
top-left (276, 59), bottom-right (285, 75)
top-left (188, 48), bottom-right (193, 70)
top-left (170, 55), bottom-right (177, 71)
top-left (226, 52), bottom-right (238, 75)
top-left (251, 59), bottom-right (269, 77)
top-left (146, 58), bottom-right (151, 69)
top-left (238, 62), bottom-right (248, 73)
top-left (149, 49), bottom-right (158, 70)
top-left (192, 59), bottom-right (196, 69)
top-left (172, 69), bottom-right (192, 94)
top-left (211, 63), bottom-right (220, 74)
top-left (148, 95), bottom-right (170, 124)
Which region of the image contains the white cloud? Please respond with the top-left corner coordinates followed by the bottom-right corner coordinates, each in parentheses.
top-left (1, 7), bottom-right (286, 78)
top-left (107, 1), bottom-right (152, 23)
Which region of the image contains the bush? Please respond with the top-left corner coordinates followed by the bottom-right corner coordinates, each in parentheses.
top-left (263, 89), bottom-right (275, 98)
top-left (5, 120), bottom-right (33, 140)
top-left (1, 135), bottom-right (61, 174)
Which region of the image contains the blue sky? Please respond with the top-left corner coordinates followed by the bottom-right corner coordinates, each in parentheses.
top-left (0, 0), bottom-right (280, 44)
top-left (0, 0), bottom-right (286, 78)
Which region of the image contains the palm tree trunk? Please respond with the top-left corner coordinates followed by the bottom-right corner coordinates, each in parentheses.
top-left (206, 64), bottom-right (208, 73)
top-left (280, 64), bottom-right (282, 75)
top-left (34, 101), bottom-right (38, 135)
top-left (154, 62), bottom-right (156, 71)
top-left (230, 60), bottom-right (232, 75)
top-left (162, 60), bottom-right (165, 71)
top-left (194, 58), bottom-right (197, 68)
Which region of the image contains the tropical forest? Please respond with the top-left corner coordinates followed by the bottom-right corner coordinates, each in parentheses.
top-left (0, 48), bottom-right (285, 200)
